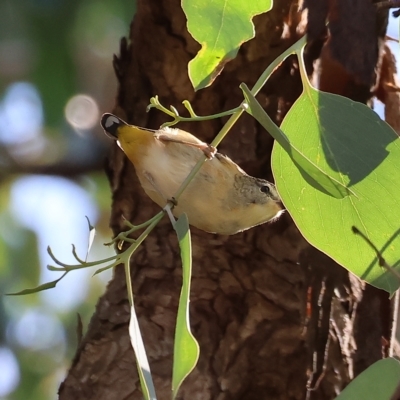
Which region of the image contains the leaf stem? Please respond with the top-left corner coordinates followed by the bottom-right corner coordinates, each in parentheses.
top-left (122, 211), bottom-right (164, 306)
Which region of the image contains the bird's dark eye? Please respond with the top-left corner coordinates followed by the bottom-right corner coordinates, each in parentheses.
top-left (260, 185), bottom-right (270, 194)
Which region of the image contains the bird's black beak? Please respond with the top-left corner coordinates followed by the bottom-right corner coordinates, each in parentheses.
top-left (100, 113), bottom-right (128, 139)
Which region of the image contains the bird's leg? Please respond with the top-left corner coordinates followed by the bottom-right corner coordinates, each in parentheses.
top-left (156, 134), bottom-right (217, 159)
top-left (163, 198), bottom-right (177, 226)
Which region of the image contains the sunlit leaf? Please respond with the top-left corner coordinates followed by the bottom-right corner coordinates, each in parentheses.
top-left (272, 77), bottom-right (400, 294)
top-left (85, 215), bottom-right (96, 261)
top-left (129, 305), bottom-right (157, 400)
top-left (172, 214), bottom-right (199, 399)
top-left (183, 0), bottom-right (273, 90)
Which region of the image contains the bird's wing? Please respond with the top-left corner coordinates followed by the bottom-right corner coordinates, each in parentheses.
top-left (155, 127), bottom-right (216, 159)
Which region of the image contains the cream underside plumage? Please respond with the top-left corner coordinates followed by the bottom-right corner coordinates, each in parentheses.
top-left (117, 126), bottom-right (282, 235)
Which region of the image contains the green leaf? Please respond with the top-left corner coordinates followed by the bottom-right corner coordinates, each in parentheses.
top-left (183, 0), bottom-right (273, 90)
top-left (335, 358), bottom-right (400, 400)
top-left (7, 272), bottom-right (67, 296)
top-left (272, 83), bottom-right (400, 294)
top-left (172, 214), bottom-right (199, 399)
top-left (129, 305), bottom-right (157, 400)
top-left (241, 84), bottom-right (350, 199)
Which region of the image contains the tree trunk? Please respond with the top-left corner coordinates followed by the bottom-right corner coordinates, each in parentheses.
top-left (59, 1), bottom-right (391, 399)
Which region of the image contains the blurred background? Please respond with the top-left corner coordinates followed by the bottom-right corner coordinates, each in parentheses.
top-left (0, 0), bottom-right (398, 399)
top-left (0, 0), bottom-right (134, 398)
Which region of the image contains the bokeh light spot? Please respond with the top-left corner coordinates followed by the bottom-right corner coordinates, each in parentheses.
top-left (65, 94), bottom-right (99, 131)
top-left (0, 82), bottom-right (43, 145)
top-left (0, 347), bottom-right (20, 396)
top-left (12, 309), bottom-right (66, 352)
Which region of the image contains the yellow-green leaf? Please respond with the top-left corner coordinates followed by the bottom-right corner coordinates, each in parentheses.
top-left (183, 0), bottom-right (273, 90)
top-left (172, 214), bottom-right (199, 399)
top-left (273, 84), bottom-right (400, 294)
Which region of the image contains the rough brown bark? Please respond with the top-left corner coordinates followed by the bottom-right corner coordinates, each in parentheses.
top-left (59, 1), bottom-right (391, 399)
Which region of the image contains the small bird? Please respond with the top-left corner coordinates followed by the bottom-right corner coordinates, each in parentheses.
top-left (101, 113), bottom-right (283, 235)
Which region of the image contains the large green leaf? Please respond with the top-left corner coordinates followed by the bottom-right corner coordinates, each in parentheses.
top-left (335, 358), bottom-right (400, 400)
top-left (182, 0), bottom-right (272, 90)
top-left (241, 84), bottom-right (350, 199)
top-left (272, 82), bottom-right (400, 294)
top-left (172, 214), bottom-right (199, 399)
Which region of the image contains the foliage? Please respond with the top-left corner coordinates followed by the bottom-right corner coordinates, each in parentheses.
top-left (242, 45), bottom-right (400, 295)
top-left (172, 215), bottom-right (199, 399)
top-left (182, 0), bottom-right (273, 89)
top-left (3, 0), bottom-right (400, 399)
top-left (335, 358), bottom-right (400, 400)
